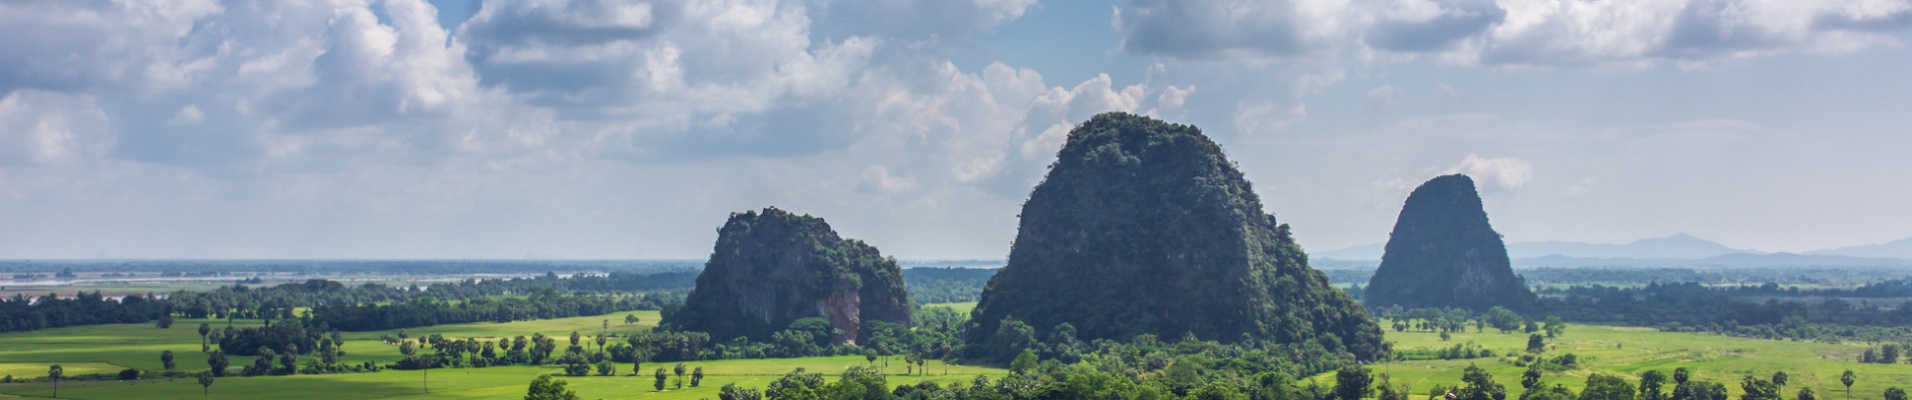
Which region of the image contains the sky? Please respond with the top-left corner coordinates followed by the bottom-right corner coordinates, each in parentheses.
top-left (2, 0), bottom-right (1910, 260)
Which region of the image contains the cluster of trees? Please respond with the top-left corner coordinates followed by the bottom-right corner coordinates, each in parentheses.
top-left (1532, 282), bottom-right (1912, 342)
top-left (200, 321), bottom-right (378, 376)
top-left (309, 287), bottom-right (671, 331)
top-left (1376, 307), bottom-right (1564, 338)
top-left (629, 305), bottom-right (969, 365)
top-left (1859, 343), bottom-right (1906, 364)
top-left (1397, 341), bottom-right (1496, 361)
top-left (171, 275), bottom-right (686, 324)
top-left (0, 292), bottom-right (169, 332)
top-left (0, 259), bottom-right (700, 276)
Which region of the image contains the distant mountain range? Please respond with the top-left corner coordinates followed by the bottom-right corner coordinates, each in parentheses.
top-left (1808, 237), bottom-right (1912, 259)
top-left (1315, 233), bottom-right (1912, 268)
top-left (1505, 233), bottom-right (1751, 259)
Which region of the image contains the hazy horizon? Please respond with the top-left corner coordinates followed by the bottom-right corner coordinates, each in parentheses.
top-left (3, 0), bottom-right (1910, 259)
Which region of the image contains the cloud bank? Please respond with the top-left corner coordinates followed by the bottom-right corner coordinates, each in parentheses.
top-left (0, 0), bottom-right (1908, 258)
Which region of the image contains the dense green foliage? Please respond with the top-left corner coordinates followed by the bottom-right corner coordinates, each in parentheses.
top-left (1367, 174), bottom-right (1536, 312)
top-left (665, 207), bottom-right (912, 345)
top-left (0, 291), bottom-right (167, 332)
top-left (524, 374), bottom-right (580, 400)
top-left (967, 112), bottom-right (1383, 361)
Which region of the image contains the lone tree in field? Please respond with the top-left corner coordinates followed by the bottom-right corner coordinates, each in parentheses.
top-left (525, 374), bottom-right (579, 400)
top-left (673, 363), bottom-right (687, 388)
top-left (162, 350), bottom-right (177, 370)
top-left (632, 359), bottom-right (643, 376)
top-left (1799, 388), bottom-right (1818, 400)
top-left (198, 323), bottom-right (212, 351)
top-left (866, 349), bottom-right (878, 366)
top-left (653, 368), bottom-right (668, 391)
top-left (625, 314), bottom-right (639, 325)
top-left (1843, 370), bottom-right (1857, 400)
top-left (47, 364), bottom-right (63, 398)
top-left (197, 372), bottom-right (215, 399)
top-left (1888, 388), bottom-right (1909, 400)
top-left (400, 340), bottom-right (429, 393)
top-left (1773, 371), bottom-right (1788, 388)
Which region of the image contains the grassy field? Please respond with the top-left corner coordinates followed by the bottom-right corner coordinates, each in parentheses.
top-left (1312, 321), bottom-right (1912, 399)
top-left (6, 309), bottom-right (1910, 399)
top-left (0, 310), bottom-right (1005, 399)
top-left (0, 356), bottom-right (998, 400)
top-left (922, 302), bottom-right (976, 315)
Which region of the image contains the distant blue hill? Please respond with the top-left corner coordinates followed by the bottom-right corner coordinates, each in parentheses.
top-left (1316, 233), bottom-right (1749, 261)
top-left (1506, 233), bottom-right (1751, 259)
top-left (1317, 232), bottom-right (1912, 268)
top-left (1510, 253), bottom-right (1912, 269)
top-left (1808, 237), bottom-right (1912, 259)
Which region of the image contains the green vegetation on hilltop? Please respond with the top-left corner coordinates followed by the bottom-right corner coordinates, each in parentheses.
top-left (966, 112), bottom-right (1384, 361)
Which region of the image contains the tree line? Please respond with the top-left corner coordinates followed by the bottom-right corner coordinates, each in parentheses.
top-left (0, 272), bottom-right (690, 333)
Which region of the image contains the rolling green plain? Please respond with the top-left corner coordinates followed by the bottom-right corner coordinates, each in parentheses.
top-left (0, 309), bottom-right (1002, 399)
top-left (2, 307), bottom-right (1909, 399)
top-left (1312, 320), bottom-right (1911, 399)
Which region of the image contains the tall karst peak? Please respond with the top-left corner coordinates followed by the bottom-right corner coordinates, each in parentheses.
top-left (1366, 174), bottom-right (1536, 311)
top-left (663, 207), bottom-right (911, 344)
top-left (965, 112), bottom-right (1386, 361)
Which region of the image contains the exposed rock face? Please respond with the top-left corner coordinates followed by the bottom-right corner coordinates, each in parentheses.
top-left (965, 112), bottom-right (1386, 360)
top-left (1365, 174), bottom-right (1535, 311)
top-left (664, 207), bottom-right (911, 344)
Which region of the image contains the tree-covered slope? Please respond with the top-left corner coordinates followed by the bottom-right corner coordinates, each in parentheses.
top-left (1366, 174), bottom-right (1536, 311)
top-left (662, 207), bottom-right (911, 344)
top-left (964, 112), bottom-right (1385, 360)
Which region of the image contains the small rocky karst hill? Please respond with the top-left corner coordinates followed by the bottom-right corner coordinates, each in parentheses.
top-left (1365, 174), bottom-right (1536, 311)
top-left (662, 207), bottom-right (911, 344)
top-left (964, 112), bottom-right (1385, 360)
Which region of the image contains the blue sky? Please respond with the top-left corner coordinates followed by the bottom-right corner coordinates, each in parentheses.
top-left (1, 0), bottom-right (1910, 259)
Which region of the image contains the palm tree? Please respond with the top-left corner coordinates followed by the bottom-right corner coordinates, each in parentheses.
top-left (1843, 370), bottom-right (1857, 400)
top-left (198, 323), bottom-right (212, 351)
top-left (197, 372), bottom-right (215, 399)
top-left (47, 364), bottom-right (63, 398)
